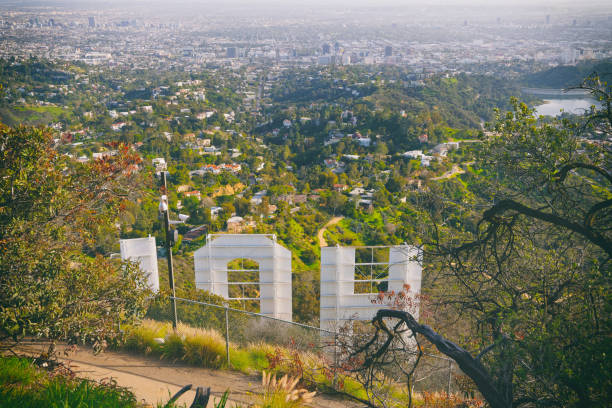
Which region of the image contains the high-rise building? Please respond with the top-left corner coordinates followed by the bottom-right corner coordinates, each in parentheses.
top-left (384, 46), bottom-right (393, 57)
top-left (546, 15), bottom-right (550, 24)
top-left (322, 43), bottom-right (331, 55)
top-left (226, 47), bottom-right (237, 58)
top-left (88, 17), bottom-right (95, 28)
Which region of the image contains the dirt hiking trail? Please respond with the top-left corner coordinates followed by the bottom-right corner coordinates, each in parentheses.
top-left (12, 340), bottom-right (359, 408)
top-left (317, 216), bottom-right (344, 247)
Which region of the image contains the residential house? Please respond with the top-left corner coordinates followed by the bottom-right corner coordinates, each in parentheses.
top-left (111, 122), bottom-right (127, 131)
top-left (250, 190), bottom-right (268, 206)
top-left (183, 225), bottom-right (208, 242)
top-left (227, 216), bottom-right (245, 233)
top-left (183, 191), bottom-right (201, 201)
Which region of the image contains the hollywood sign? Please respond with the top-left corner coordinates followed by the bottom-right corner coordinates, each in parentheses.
top-left (119, 234), bottom-right (422, 330)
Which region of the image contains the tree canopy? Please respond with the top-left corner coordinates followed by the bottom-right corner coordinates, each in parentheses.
top-left (350, 79), bottom-right (611, 407)
top-left (0, 124), bottom-right (151, 352)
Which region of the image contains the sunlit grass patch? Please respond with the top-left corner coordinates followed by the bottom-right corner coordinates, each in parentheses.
top-left (0, 356), bottom-right (138, 408)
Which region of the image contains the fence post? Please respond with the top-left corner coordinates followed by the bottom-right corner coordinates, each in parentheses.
top-left (224, 303), bottom-right (230, 368)
top-left (447, 359), bottom-right (453, 395)
top-left (332, 332), bottom-right (338, 389)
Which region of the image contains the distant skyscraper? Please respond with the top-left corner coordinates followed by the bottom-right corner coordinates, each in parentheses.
top-left (322, 43), bottom-right (331, 55)
top-left (572, 19), bottom-right (577, 26)
top-left (546, 15), bottom-right (550, 24)
top-left (226, 47), bottom-right (237, 58)
top-left (384, 46), bottom-right (392, 57)
top-left (497, 17), bottom-right (501, 24)
top-left (464, 20), bottom-right (468, 26)
top-left (88, 17), bottom-right (95, 28)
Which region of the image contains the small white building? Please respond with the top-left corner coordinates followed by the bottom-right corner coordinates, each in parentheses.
top-left (402, 150), bottom-right (423, 159)
top-left (357, 137), bottom-right (371, 147)
top-left (250, 190), bottom-right (268, 206)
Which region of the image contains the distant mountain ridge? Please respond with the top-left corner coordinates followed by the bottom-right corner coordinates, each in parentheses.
top-left (522, 59), bottom-right (612, 89)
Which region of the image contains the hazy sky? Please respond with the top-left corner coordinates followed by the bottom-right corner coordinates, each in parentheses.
top-left (2, 0), bottom-right (611, 7)
top-left (2, 0), bottom-right (611, 21)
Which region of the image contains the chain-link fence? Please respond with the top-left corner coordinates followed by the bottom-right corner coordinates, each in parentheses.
top-left (172, 296), bottom-right (336, 361)
top-left (167, 296), bottom-right (458, 397)
top-left (412, 353), bottom-right (456, 394)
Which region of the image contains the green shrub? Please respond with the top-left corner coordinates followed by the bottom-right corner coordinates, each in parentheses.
top-left (0, 356), bottom-right (42, 387)
top-left (122, 321), bottom-right (168, 355)
top-left (42, 378), bottom-right (137, 408)
top-left (161, 332), bottom-right (186, 362)
top-left (229, 347), bottom-right (269, 374)
top-left (183, 334), bottom-right (225, 368)
top-left (0, 356), bottom-right (138, 408)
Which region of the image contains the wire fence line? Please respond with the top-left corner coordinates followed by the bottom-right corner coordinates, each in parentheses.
top-left (172, 296), bottom-right (335, 334)
top-left (168, 296), bottom-right (458, 395)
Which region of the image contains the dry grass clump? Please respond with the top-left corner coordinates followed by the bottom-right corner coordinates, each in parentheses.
top-left (176, 322), bottom-right (224, 342)
top-left (412, 391), bottom-right (485, 407)
top-left (253, 370), bottom-right (316, 407)
top-left (176, 322), bottom-right (226, 368)
top-left (122, 319), bottom-right (169, 355)
top-left (122, 319), bottom-right (226, 369)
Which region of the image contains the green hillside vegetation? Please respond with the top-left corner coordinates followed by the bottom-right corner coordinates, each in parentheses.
top-left (0, 105), bottom-right (72, 126)
top-left (522, 59), bottom-right (612, 88)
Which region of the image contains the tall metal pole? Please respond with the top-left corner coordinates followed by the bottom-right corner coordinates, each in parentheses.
top-left (162, 171), bottom-right (178, 330)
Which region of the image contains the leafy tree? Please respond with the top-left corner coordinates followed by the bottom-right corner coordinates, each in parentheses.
top-left (182, 196), bottom-right (210, 225)
top-left (374, 141), bottom-right (388, 156)
top-left (349, 82), bottom-right (611, 407)
top-left (0, 125), bottom-right (151, 352)
top-left (293, 271), bottom-right (319, 324)
top-left (234, 197), bottom-right (250, 217)
top-left (323, 191), bottom-right (347, 215)
top-left (385, 174), bottom-right (404, 193)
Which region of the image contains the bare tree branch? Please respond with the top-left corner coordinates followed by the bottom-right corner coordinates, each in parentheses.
top-left (370, 309), bottom-right (512, 408)
top-left (481, 199), bottom-right (611, 257)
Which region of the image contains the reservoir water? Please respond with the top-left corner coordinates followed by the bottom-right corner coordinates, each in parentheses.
top-left (535, 98), bottom-right (602, 117)
top-left (522, 88), bottom-right (603, 117)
